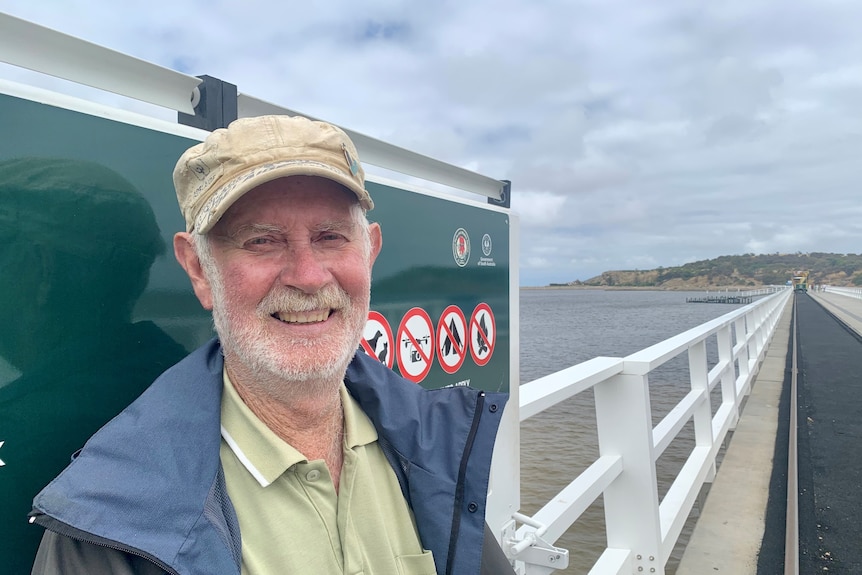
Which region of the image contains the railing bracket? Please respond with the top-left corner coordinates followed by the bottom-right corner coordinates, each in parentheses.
top-left (504, 514), bottom-right (570, 574)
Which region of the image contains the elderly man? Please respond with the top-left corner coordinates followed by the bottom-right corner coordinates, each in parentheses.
top-left (29, 116), bottom-right (508, 575)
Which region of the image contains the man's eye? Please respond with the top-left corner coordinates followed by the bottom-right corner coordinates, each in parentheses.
top-left (314, 232), bottom-right (346, 244)
top-left (245, 237), bottom-right (275, 247)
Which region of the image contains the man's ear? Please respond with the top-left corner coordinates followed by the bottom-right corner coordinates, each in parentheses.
top-left (174, 232), bottom-right (214, 310)
top-left (368, 222), bottom-right (382, 266)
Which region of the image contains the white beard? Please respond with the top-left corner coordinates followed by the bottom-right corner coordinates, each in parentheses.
top-left (206, 261), bottom-right (368, 401)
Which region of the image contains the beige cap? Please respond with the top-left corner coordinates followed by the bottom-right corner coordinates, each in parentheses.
top-left (173, 115), bottom-right (373, 234)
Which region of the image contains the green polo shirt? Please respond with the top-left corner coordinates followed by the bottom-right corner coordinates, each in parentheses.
top-left (219, 371), bottom-right (436, 575)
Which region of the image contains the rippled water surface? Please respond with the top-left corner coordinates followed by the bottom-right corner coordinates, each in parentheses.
top-left (518, 289), bottom-right (743, 574)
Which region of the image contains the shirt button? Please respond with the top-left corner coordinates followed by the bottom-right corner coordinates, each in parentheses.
top-left (305, 469), bottom-right (321, 482)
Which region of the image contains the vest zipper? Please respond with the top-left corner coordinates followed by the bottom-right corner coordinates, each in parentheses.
top-left (29, 512), bottom-right (181, 575)
top-left (444, 390), bottom-right (485, 575)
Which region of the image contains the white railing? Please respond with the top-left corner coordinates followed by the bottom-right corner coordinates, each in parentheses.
top-left (823, 285), bottom-right (862, 299)
top-left (506, 287), bottom-right (792, 574)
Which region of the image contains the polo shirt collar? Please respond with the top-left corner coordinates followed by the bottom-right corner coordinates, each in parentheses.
top-left (220, 370), bottom-right (377, 488)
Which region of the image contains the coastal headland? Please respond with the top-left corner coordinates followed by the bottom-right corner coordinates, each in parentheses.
top-left (537, 252), bottom-right (862, 290)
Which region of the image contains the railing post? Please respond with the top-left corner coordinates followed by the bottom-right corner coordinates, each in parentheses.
top-left (594, 372), bottom-right (664, 574)
top-left (716, 325), bottom-right (738, 431)
top-left (751, 306), bottom-right (765, 367)
top-left (688, 341), bottom-right (716, 481)
top-left (734, 317), bottom-right (750, 397)
top-left (762, 303), bottom-right (772, 353)
top-left (745, 311), bottom-right (756, 378)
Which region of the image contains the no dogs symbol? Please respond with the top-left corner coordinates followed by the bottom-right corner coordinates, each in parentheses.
top-left (396, 307), bottom-right (435, 383)
top-left (436, 306), bottom-right (467, 374)
top-left (362, 311), bottom-right (394, 369)
top-left (469, 303), bottom-right (496, 366)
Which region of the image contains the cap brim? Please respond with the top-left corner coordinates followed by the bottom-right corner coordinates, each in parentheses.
top-left (192, 159), bottom-right (373, 234)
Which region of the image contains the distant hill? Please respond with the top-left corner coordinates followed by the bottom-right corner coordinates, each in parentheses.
top-left (554, 253), bottom-right (862, 289)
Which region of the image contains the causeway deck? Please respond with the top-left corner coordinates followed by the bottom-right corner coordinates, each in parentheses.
top-left (677, 290), bottom-right (862, 574)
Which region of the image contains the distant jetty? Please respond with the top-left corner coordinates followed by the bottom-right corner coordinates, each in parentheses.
top-left (686, 294), bottom-right (753, 304)
top-left (685, 287), bottom-right (788, 304)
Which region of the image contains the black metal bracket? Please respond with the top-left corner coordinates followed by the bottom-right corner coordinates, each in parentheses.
top-left (488, 179), bottom-right (511, 208)
top-left (178, 75), bottom-right (238, 131)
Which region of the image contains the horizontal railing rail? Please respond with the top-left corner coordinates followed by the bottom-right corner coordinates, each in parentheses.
top-left (700, 286), bottom-right (785, 298)
top-left (824, 285), bottom-right (862, 299)
top-left (0, 12), bottom-right (201, 113)
top-left (507, 287), bottom-right (792, 574)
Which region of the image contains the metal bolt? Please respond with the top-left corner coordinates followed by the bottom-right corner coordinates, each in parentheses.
top-left (649, 556), bottom-right (655, 561)
top-left (637, 555), bottom-right (643, 560)
top-left (638, 568), bottom-right (643, 573)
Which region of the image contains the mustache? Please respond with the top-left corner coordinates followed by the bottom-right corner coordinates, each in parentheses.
top-left (256, 284), bottom-right (351, 316)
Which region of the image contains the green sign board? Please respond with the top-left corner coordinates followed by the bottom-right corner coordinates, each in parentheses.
top-left (0, 91), bottom-right (510, 571)
top-left (366, 181), bottom-right (509, 392)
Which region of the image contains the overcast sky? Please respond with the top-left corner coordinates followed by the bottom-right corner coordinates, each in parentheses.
top-left (2, 1), bottom-right (861, 286)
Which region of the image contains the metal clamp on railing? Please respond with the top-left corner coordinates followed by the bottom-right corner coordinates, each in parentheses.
top-left (504, 512), bottom-right (569, 575)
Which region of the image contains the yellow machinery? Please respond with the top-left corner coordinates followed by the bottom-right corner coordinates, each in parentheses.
top-left (792, 271), bottom-right (810, 292)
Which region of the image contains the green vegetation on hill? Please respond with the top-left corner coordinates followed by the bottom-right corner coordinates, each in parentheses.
top-left (556, 253), bottom-right (862, 289)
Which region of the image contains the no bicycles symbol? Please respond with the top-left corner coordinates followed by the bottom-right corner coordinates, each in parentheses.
top-left (436, 305), bottom-right (467, 374)
top-left (361, 311), bottom-right (394, 369)
top-left (396, 307), bottom-right (435, 383)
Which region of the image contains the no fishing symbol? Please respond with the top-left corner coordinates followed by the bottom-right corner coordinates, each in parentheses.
top-left (469, 303), bottom-right (496, 366)
top-left (361, 311), bottom-right (394, 369)
top-left (436, 305), bottom-right (467, 374)
top-left (396, 307), bottom-right (435, 383)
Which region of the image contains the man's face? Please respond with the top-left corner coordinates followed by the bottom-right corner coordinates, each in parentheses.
top-left (199, 176), bottom-right (381, 386)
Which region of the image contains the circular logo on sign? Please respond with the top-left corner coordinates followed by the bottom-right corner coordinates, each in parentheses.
top-left (452, 228), bottom-right (470, 267)
top-left (482, 234), bottom-right (492, 257)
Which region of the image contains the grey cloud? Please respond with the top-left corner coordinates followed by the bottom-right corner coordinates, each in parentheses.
top-left (3, 0), bottom-right (861, 285)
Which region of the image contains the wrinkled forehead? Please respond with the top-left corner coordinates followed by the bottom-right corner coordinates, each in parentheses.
top-left (211, 176), bottom-right (362, 236)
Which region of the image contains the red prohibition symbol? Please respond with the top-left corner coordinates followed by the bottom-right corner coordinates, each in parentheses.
top-left (469, 302), bottom-right (496, 366)
top-left (396, 307), bottom-right (435, 383)
top-left (361, 311), bottom-right (395, 369)
top-left (436, 305), bottom-right (468, 374)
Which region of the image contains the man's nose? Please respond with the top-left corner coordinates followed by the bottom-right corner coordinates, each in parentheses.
top-left (278, 243), bottom-right (332, 293)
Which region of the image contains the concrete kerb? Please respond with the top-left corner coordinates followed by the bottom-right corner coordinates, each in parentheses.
top-left (675, 297), bottom-right (793, 574)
